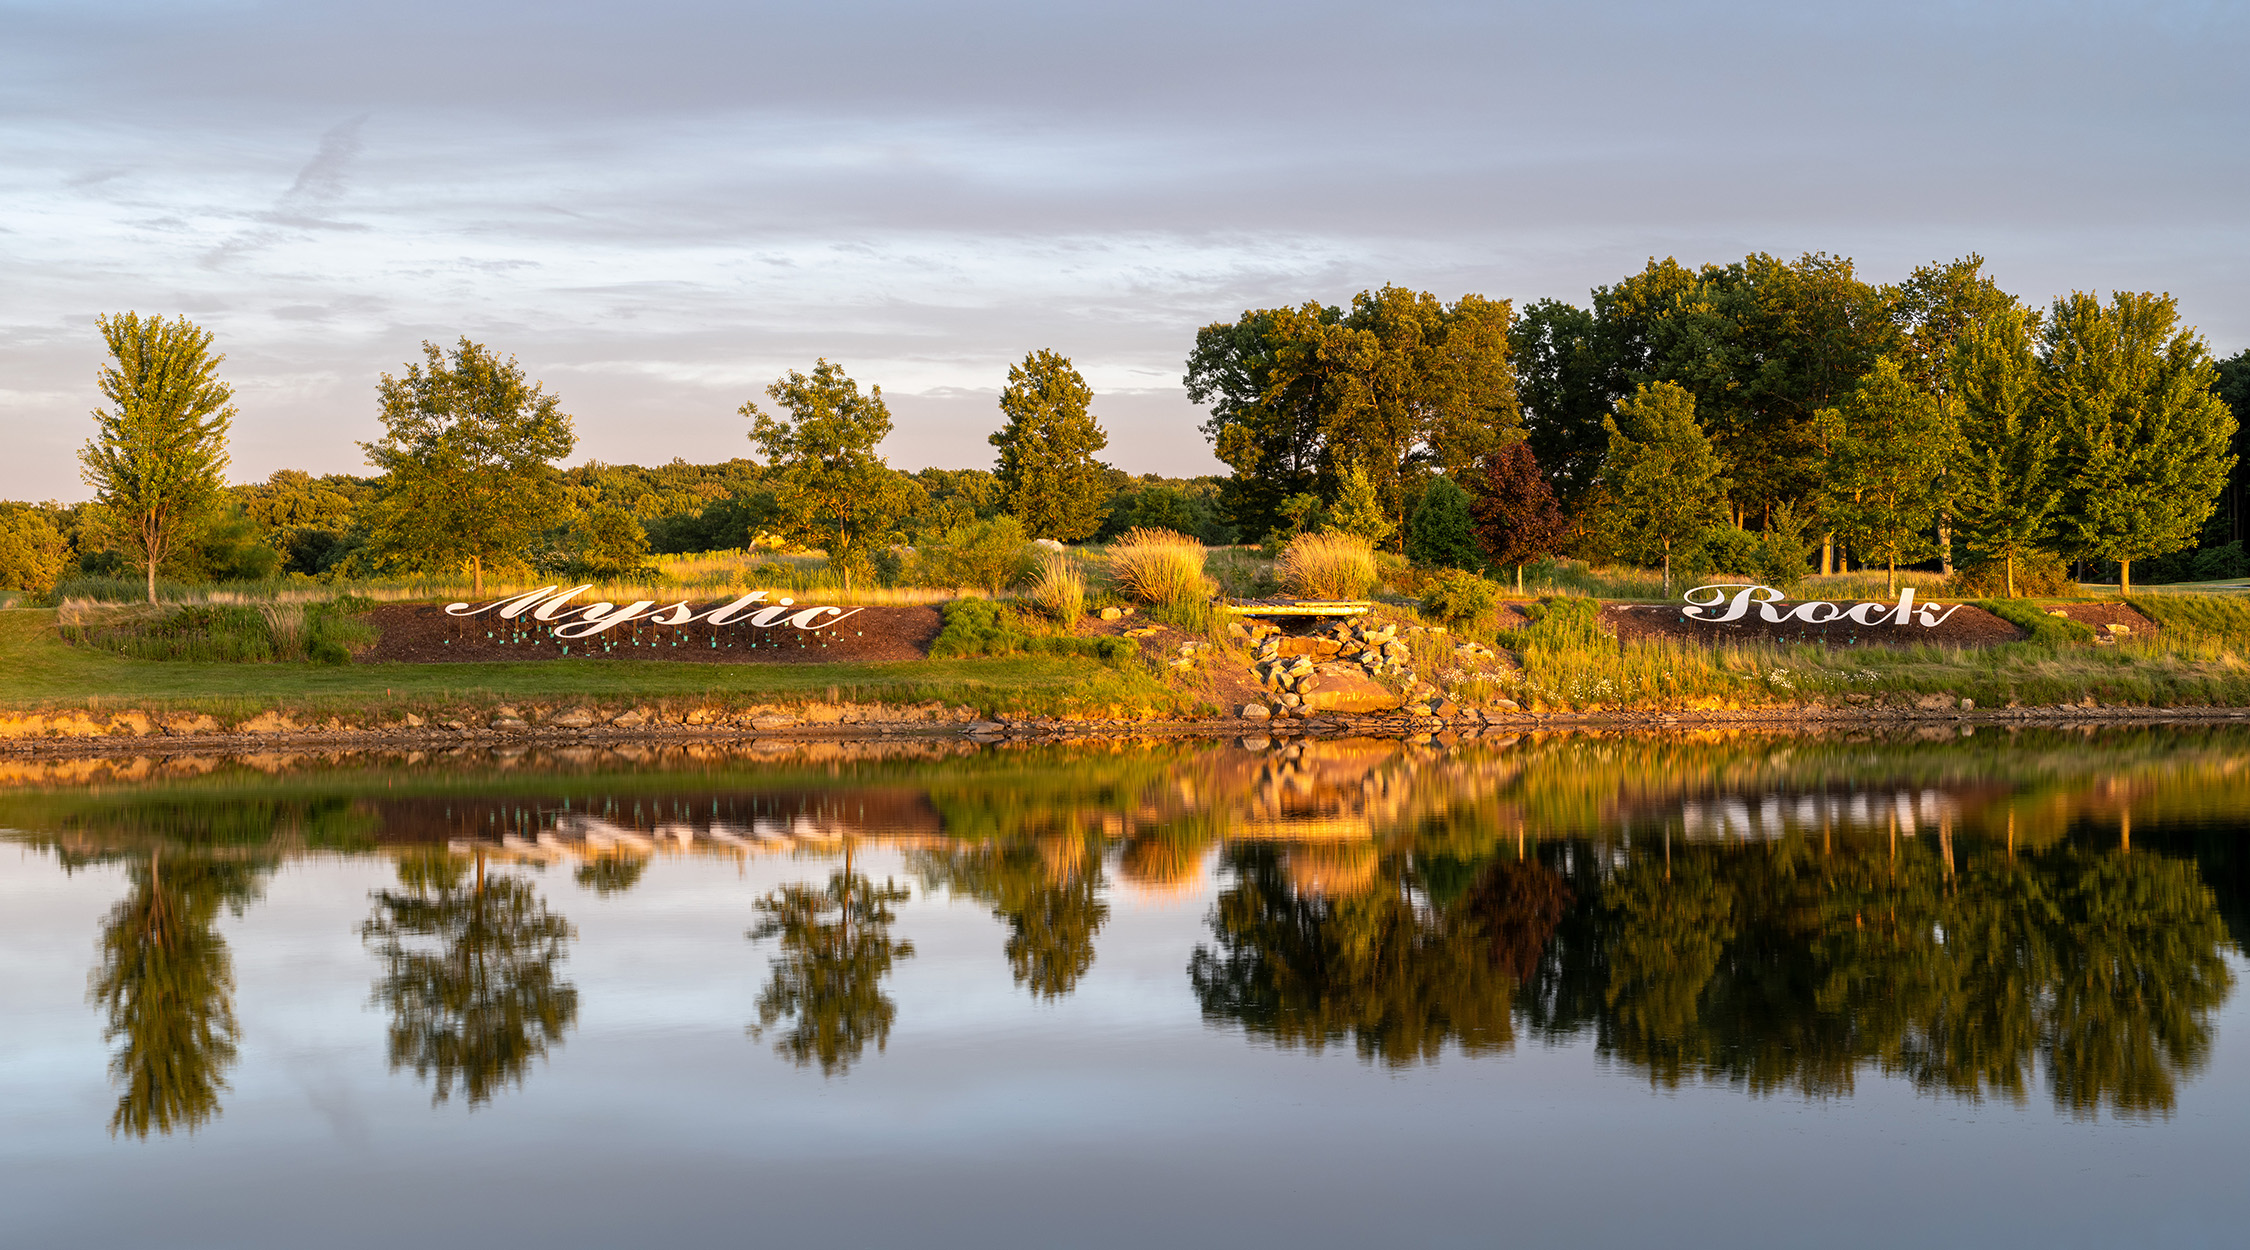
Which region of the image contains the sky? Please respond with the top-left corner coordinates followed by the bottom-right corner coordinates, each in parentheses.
top-left (1, 0), bottom-right (2244, 502)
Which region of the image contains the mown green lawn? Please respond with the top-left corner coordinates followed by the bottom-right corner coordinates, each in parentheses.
top-left (0, 609), bottom-right (1186, 718)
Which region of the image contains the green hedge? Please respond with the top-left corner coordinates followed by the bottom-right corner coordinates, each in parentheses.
top-left (929, 599), bottom-right (1136, 664)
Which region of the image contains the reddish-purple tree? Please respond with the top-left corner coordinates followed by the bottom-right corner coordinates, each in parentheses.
top-left (1471, 442), bottom-right (1568, 593)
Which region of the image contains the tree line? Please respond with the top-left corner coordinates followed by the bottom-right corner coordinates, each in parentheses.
top-left (5, 256), bottom-right (2244, 600)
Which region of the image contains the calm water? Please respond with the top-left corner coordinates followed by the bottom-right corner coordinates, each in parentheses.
top-left (4, 729), bottom-right (2247, 1248)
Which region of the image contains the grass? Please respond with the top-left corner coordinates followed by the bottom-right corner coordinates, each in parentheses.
top-left (1103, 528), bottom-right (1210, 607)
top-left (927, 599), bottom-right (1134, 664)
top-left (1276, 532), bottom-right (1378, 600)
top-left (0, 608), bottom-right (1188, 719)
top-left (1972, 599), bottom-right (2097, 645)
top-left (1026, 549), bottom-right (1085, 623)
top-left (2128, 594), bottom-right (2250, 649)
top-left (58, 599), bottom-right (379, 663)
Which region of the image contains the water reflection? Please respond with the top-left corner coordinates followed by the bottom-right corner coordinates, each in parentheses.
top-left (362, 850), bottom-right (579, 1106)
top-left (89, 847), bottom-right (270, 1137)
top-left (748, 846), bottom-right (914, 1075)
top-left (2, 728), bottom-right (2244, 1128)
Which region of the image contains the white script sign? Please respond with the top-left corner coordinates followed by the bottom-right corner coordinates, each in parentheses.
top-left (445, 586), bottom-right (865, 641)
top-left (1680, 584), bottom-right (1964, 628)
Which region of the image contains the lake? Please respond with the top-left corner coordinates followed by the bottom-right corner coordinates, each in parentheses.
top-left (4, 727), bottom-right (2246, 1248)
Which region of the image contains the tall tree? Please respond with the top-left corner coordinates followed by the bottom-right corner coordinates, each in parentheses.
top-left (1951, 305), bottom-right (2064, 597)
top-left (1188, 288), bottom-right (1519, 545)
top-left (1602, 382), bottom-right (1729, 594)
top-left (1509, 298), bottom-right (1611, 503)
top-left (1471, 442), bottom-right (1568, 592)
top-left (362, 851), bottom-right (579, 1106)
top-left (1813, 357), bottom-right (1958, 593)
top-left (2044, 292), bottom-right (2238, 594)
top-left (79, 313), bottom-right (236, 603)
top-left (990, 349), bottom-right (1111, 542)
top-left (1324, 461), bottom-right (1392, 546)
top-left (0, 503), bottom-right (70, 598)
top-left (1405, 475), bottom-right (1482, 570)
top-left (743, 360), bottom-right (924, 587)
top-left (360, 339), bottom-right (576, 595)
top-left (1888, 255), bottom-right (2022, 572)
top-left (2213, 349), bottom-right (2250, 544)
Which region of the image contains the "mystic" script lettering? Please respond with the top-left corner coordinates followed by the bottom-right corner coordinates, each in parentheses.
top-left (444, 586), bottom-right (866, 640)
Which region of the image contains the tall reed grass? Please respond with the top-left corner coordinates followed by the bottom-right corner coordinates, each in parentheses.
top-left (1276, 532), bottom-right (1377, 600)
top-left (1104, 528), bottom-right (1210, 606)
top-left (1028, 550), bottom-right (1086, 623)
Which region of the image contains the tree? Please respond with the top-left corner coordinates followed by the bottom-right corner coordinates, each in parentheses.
top-left (1888, 255), bottom-right (2023, 572)
top-left (0, 503), bottom-right (70, 597)
top-left (1602, 382), bottom-right (1729, 593)
top-left (748, 854), bottom-right (916, 1075)
top-left (78, 313), bottom-right (236, 603)
top-left (1509, 298), bottom-right (1611, 503)
top-left (362, 851), bottom-right (579, 1106)
top-left (1188, 288), bottom-right (1520, 544)
top-left (991, 349), bottom-right (1111, 541)
top-left (1951, 304), bottom-right (2064, 597)
top-left (90, 848), bottom-right (269, 1137)
top-left (2044, 292), bottom-right (2238, 595)
top-left (1324, 461), bottom-right (1393, 546)
top-left (1813, 357), bottom-right (1958, 593)
top-left (1471, 442), bottom-right (1568, 592)
top-left (1405, 475), bottom-right (1482, 570)
top-left (743, 360), bottom-right (924, 587)
top-left (360, 339), bottom-right (577, 595)
top-left (913, 837), bottom-right (1110, 1000)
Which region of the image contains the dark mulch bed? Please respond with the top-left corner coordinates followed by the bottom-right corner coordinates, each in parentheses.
top-left (1603, 600), bottom-right (2026, 647)
top-left (360, 602), bottom-right (942, 664)
top-left (2050, 602), bottom-right (2159, 637)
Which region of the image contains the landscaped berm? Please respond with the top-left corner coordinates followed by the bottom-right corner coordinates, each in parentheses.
top-left (14, 549), bottom-right (2250, 750)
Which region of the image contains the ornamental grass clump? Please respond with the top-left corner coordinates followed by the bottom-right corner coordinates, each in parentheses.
top-left (1105, 527), bottom-right (1209, 606)
top-left (1276, 531), bottom-right (1377, 600)
top-left (1028, 549), bottom-right (1086, 623)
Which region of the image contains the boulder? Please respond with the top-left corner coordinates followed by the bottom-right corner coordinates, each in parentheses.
top-left (1295, 669), bottom-right (1402, 714)
top-left (1241, 703), bottom-right (1271, 720)
top-left (750, 714), bottom-right (800, 731)
top-left (551, 707), bottom-right (596, 729)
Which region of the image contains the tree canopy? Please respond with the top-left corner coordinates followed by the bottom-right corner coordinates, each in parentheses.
top-left (744, 360), bottom-right (924, 585)
top-left (991, 349), bottom-right (1111, 542)
top-left (79, 313), bottom-right (236, 603)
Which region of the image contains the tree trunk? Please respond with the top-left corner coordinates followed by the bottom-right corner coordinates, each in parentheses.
top-left (1661, 541), bottom-right (1672, 596)
top-left (2005, 552), bottom-right (2016, 599)
top-left (471, 555), bottom-right (484, 596)
top-left (1515, 563), bottom-right (1524, 594)
top-left (1820, 534), bottom-right (1834, 576)
top-left (2119, 557), bottom-right (2132, 596)
top-left (1939, 520), bottom-right (1953, 576)
top-left (145, 554), bottom-right (157, 605)
top-left (1887, 558), bottom-right (1897, 595)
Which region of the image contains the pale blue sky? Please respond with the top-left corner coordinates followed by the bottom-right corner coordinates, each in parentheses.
top-left (2, 0), bottom-right (2243, 500)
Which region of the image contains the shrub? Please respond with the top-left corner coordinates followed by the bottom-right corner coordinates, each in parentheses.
top-left (1695, 526), bottom-right (1763, 576)
top-left (1276, 531), bottom-right (1377, 600)
top-left (1420, 569), bottom-right (1501, 627)
top-left (1105, 527), bottom-right (1209, 606)
top-left (1971, 599), bottom-right (2096, 645)
top-left (1027, 549), bottom-right (1085, 623)
top-left (1405, 476), bottom-right (1482, 570)
top-left (1950, 550), bottom-right (2075, 597)
top-left (916, 516), bottom-right (1036, 592)
top-left (928, 598), bottom-right (1133, 663)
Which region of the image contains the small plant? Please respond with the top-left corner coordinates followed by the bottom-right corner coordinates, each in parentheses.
top-left (1972, 599), bottom-right (2096, 645)
top-left (929, 598), bottom-right (1133, 663)
top-left (1105, 527), bottom-right (1209, 606)
top-left (1276, 531), bottom-right (1377, 600)
top-left (1420, 569), bottom-right (1501, 627)
top-left (1028, 549), bottom-right (1085, 623)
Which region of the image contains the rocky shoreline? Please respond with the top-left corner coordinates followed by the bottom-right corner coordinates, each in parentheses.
top-left (7, 695), bottom-right (2250, 761)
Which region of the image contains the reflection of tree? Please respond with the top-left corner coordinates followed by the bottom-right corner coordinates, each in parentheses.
top-left (913, 838), bottom-right (1109, 999)
top-left (748, 853), bottom-right (915, 1075)
top-left (1190, 846), bottom-right (1530, 1066)
top-left (89, 848), bottom-right (269, 1137)
top-left (362, 851), bottom-right (579, 1106)
top-left (574, 855), bottom-right (649, 897)
top-left (1587, 839), bottom-right (2233, 1116)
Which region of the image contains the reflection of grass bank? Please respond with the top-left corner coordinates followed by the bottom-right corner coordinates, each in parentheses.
top-left (0, 609), bottom-right (1189, 720)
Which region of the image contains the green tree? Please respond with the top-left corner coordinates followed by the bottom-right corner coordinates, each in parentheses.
top-left (1470, 441), bottom-right (1568, 592)
top-left (1188, 288), bottom-right (1519, 543)
top-left (78, 313), bottom-right (236, 603)
top-left (1888, 255), bottom-right (2023, 572)
top-left (360, 339), bottom-right (577, 595)
top-left (1405, 475), bottom-right (1482, 570)
top-left (0, 502), bottom-right (70, 597)
top-left (743, 360), bottom-right (925, 587)
top-left (362, 851), bottom-right (579, 1106)
top-left (1602, 381), bottom-right (1729, 593)
top-left (1951, 304), bottom-right (2065, 597)
top-left (991, 349), bottom-right (1111, 542)
top-left (913, 837), bottom-right (1110, 999)
top-left (1324, 461), bottom-right (1393, 546)
top-left (1509, 298), bottom-right (1611, 503)
top-left (1813, 357), bottom-right (1958, 592)
top-left (748, 854), bottom-right (916, 1075)
top-left (89, 848), bottom-right (269, 1137)
top-left (2044, 293), bottom-right (2237, 594)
